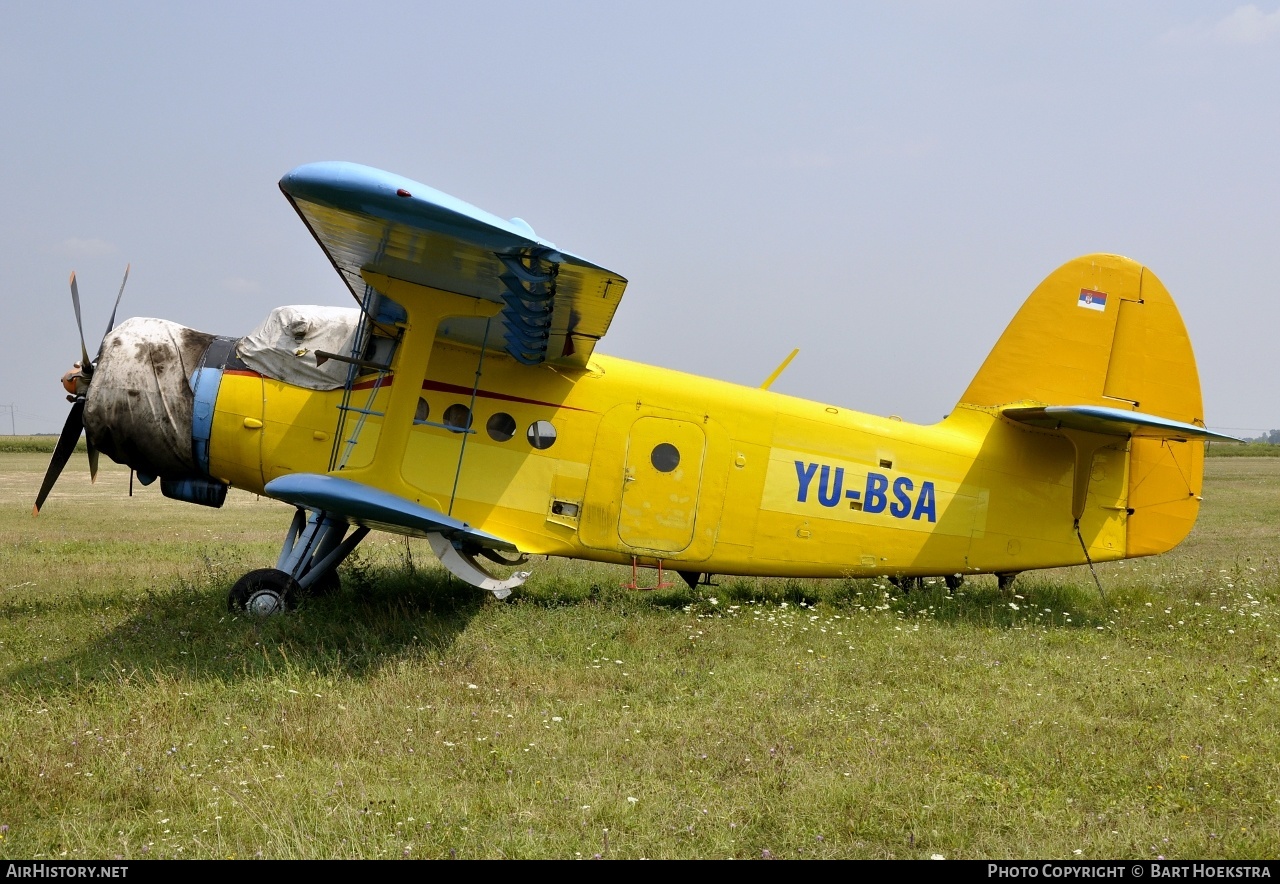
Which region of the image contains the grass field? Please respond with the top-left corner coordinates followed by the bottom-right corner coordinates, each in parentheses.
top-left (1, 451), bottom-right (1277, 859)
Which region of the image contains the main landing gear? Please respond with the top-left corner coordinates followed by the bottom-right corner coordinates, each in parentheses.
top-left (228, 506), bottom-right (533, 616)
top-left (228, 507), bottom-right (368, 614)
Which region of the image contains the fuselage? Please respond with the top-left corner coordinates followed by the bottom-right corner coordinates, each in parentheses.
top-left (205, 340), bottom-right (1137, 581)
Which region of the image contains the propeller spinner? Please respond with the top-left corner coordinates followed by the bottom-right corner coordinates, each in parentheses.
top-left (32, 266), bottom-right (129, 515)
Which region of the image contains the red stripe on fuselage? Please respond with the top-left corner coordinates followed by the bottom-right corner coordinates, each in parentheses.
top-left (350, 376), bottom-right (394, 391)
top-left (347, 374), bottom-right (591, 413)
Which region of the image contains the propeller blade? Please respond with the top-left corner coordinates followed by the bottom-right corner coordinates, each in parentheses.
top-left (97, 263), bottom-right (130, 359)
top-left (69, 272), bottom-right (92, 371)
top-left (33, 399), bottom-right (86, 516)
top-left (87, 437), bottom-right (100, 484)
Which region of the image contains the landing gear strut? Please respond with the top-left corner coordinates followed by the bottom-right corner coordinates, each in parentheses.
top-left (229, 507), bottom-right (368, 615)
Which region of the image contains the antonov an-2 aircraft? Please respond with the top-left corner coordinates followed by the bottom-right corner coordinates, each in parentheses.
top-left (34, 162), bottom-right (1236, 615)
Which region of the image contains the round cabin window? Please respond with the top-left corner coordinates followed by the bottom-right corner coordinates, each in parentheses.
top-left (651, 442), bottom-right (680, 472)
top-left (443, 404), bottom-right (472, 433)
top-left (414, 397), bottom-right (430, 423)
top-left (487, 412), bottom-right (517, 442)
top-left (527, 420), bottom-right (557, 450)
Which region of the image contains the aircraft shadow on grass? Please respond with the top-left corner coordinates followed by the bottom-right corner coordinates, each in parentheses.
top-left (2, 566), bottom-right (1106, 697)
top-left (2, 559), bottom-right (493, 691)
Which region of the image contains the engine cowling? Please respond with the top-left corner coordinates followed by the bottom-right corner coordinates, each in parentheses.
top-left (83, 317), bottom-right (215, 480)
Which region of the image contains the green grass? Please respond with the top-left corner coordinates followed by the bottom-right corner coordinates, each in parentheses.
top-left (1207, 442), bottom-right (1280, 457)
top-left (0, 436), bottom-right (86, 454)
top-left (1, 453), bottom-right (1277, 859)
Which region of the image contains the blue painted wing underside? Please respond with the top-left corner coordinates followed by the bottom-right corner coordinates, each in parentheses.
top-left (264, 473), bottom-right (518, 551)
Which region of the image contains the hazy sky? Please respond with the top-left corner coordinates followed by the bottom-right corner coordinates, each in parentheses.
top-left (2, 2), bottom-right (1277, 437)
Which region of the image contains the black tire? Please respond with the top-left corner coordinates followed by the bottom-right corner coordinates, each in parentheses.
top-left (228, 568), bottom-right (299, 616)
top-left (945, 575), bottom-right (964, 591)
top-left (996, 572), bottom-right (1018, 591)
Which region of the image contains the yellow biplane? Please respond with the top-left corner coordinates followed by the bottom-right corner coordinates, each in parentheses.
top-left (35, 162), bottom-right (1236, 614)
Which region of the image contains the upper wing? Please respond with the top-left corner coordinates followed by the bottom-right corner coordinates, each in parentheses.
top-left (279, 161), bottom-right (628, 368)
top-left (1002, 404), bottom-right (1241, 442)
top-left (264, 473), bottom-right (519, 551)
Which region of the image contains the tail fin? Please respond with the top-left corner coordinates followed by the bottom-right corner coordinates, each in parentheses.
top-left (960, 254), bottom-right (1203, 417)
top-left (959, 254), bottom-right (1217, 556)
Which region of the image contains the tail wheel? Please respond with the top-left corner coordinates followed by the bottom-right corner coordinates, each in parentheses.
top-left (229, 568), bottom-right (299, 616)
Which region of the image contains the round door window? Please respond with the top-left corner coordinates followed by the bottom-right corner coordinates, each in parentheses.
top-left (651, 442), bottom-right (680, 472)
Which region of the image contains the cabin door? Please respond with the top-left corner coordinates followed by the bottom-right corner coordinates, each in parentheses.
top-left (617, 416), bottom-right (706, 554)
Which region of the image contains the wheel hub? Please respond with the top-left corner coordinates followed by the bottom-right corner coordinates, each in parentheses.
top-left (246, 588), bottom-right (285, 616)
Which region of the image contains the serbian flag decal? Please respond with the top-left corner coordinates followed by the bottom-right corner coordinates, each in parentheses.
top-left (1078, 289), bottom-right (1108, 311)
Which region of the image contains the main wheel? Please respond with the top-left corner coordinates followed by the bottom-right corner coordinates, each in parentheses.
top-left (228, 568), bottom-right (299, 616)
top-left (996, 572), bottom-right (1018, 591)
top-left (945, 575), bottom-right (964, 591)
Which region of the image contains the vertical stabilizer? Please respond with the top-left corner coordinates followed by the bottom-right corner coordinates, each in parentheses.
top-left (959, 254), bottom-right (1209, 557)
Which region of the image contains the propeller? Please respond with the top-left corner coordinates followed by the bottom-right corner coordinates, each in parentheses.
top-left (32, 265), bottom-right (130, 515)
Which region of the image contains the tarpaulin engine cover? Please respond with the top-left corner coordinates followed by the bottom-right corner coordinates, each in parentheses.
top-left (236, 305), bottom-right (361, 391)
top-left (84, 317), bottom-right (214, 478)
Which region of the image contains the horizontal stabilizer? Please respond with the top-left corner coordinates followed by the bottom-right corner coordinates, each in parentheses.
top-left (264, 473), bottom-right (518, 551)
top-left (1002, 405), bottom-right (1241, 443)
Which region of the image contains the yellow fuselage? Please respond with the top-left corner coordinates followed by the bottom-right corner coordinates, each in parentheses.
top-left (206, 339), bottom-right (1167, 580)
